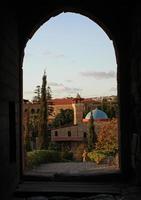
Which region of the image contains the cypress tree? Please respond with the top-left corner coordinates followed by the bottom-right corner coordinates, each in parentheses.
top-left (87, 111), bottom-right (97, 152)
top-left (38, 71), bottom-right (48, 149)
top-left (47, 86), bottom-right (54, 116)
top-left (33, 85), bottom-right (41, 102)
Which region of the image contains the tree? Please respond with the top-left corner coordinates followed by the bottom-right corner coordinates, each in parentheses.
top-left (47, 86), bottom-right (54, 116)
top-left (38, 71), bottom-right (49, 149)
top-left (87, 111), bottom-right (97, 152)
top-left (52, 109), bottom-right (73, 128)
top-left (47, 86), bottom-right (52, 99)
top-left (98, 97), bottom-right (118, 119)
top-left (33, 85), bottom-right (41, 102)
top-left (95, 118), bottom-right (118, 154)
top-left (29, 114), bottom-right (39, 150)
top-left (24, 108), bottom-right (32, 151)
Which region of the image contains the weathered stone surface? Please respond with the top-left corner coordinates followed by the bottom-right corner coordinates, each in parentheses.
top-left (14, 194), bottom-right (121, 200)
top-left (26, 196), bottom-right (116, 200)
top-left (28, 197), bottom-right (48, 200)
top-left (12, 193), bottom-right (141, 200)
top-left (77, 195), bottom-right (116, 200)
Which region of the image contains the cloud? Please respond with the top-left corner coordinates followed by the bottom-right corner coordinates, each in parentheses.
top-left (65, 80), bottom-right (72, 83)
top-left (51, 84), bottom-right (82, 94)
top-left (60, 86), bottom-right (82, 93)
top-left (43, 50), bottom-right (65, 59)
top-left (55, 54), bottom-right (65, 59)
top-left (80, 70), bottom-right (116, 79)
top-left (48, 82), bottom-right (82, 95)
top-left (43, 50), bottom-right (53, 56)
top-left (48, 82), bottom-right (63, 87)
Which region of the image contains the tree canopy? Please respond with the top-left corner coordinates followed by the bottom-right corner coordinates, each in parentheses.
top-left (52, 109), bottom-right (74, 128)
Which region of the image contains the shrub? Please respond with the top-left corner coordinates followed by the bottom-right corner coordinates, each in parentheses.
top-left (61, 151), bottom-right (73, 161)
top-left (95, 118), bottom-right (118, 155)
top-left (26, 150), bottom-right (61, 169)
top-left (48, 142), bottom-right (61, 151)
top-left (87, 150), bottom-right (107, 164)
top-left (45, 150), bottom-right (61, 162)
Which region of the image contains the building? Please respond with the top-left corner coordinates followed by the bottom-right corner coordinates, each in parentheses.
top-left (23, 95), bottom-right (111, 153)
top-left (51, 106), bottom-right (109, 156)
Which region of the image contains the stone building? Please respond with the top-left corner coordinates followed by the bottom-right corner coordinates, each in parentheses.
top-left (23, 95), bottom-right (100, 131)
top-left (23, 95), bottom-right (110, 151)
top-left (51, 104), bottom-right (109, 154)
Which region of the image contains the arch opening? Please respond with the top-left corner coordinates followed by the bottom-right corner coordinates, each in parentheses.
top-left (22, 11), bottom-right (120, 180)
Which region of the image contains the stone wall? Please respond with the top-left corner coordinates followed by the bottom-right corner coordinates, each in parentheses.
top-left (0, 6), bottom-right (21, 200)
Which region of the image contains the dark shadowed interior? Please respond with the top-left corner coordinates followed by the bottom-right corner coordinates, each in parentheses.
top-left (0, 2), bottom-right (141, 199)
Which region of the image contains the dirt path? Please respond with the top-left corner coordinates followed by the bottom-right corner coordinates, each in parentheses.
top-left (25, 162), bottom-right (118, 176)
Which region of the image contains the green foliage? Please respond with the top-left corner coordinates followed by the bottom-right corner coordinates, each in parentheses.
top-left (24, 109), bottom-right (32, 152)
top-left (26, 150), bottom-right (61, 169)
top-left (52, 109), bottom-right (73, 128)
top-left (47, 86), bottom-right (54, 116)
top-left (33, 85), bottom-right (41, 102)
top-left (87, 119), bottom-right (118, 165)
top-left (98, 98), bottom-right (118, 119)
top-left (29, 114), bottom-right (39, 138)
top-left (61, 151), bottom-right (73, 161)
top-left (87, 150), bottom-right (107, 164)
top-left (25, 136), bottom-right (32, 152)
top-left (31, 75), bottom-right (53, 150)
top-left (95, 119), bottom-right (118, 155)
top-left (48, 142), bottom-right (61, 151)
top-left (87, 112), bottom-right (97, 152)
top-left (38, 71), bottom-right (48, 149)
top-left (26, 149), bottom-right (74, 169)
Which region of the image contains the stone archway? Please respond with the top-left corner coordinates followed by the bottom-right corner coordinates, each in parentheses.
top-left (0, 3), bottom-right (138, 199)
top-left (21, 6), bottom-right (121, 176)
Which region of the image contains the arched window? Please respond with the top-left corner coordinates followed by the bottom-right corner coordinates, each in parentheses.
top-left (31, 109), bottom-right (35, 114)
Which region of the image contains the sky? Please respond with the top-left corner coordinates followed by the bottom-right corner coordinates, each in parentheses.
top-left (23, 12), bottom-right (117, 101)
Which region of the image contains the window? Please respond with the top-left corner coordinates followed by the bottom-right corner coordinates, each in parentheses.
top-left (37, 109), bottom-right (40, 113)
top-left (31, 109), bottom-right (35, 114)
top-left (68, 131), bottom-right (71, 137)
top-left (55, 131), bottom-right (58, 136)
top-left (83, 132), bottom-right (87, 138)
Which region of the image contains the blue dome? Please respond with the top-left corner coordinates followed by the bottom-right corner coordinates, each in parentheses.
top-left (85, 108), bottom-right (108, 120)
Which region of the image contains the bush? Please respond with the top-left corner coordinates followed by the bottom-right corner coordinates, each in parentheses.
top-left (95, 119), bottom-right (118, 155)
top-left (48, 142), bottom-right (61, 151)
top-left (87, 150), bottom-right (107, 164)
top-left (26, 150), bottom-right (61, 169)
top-left (61, 151), bottom-right (73, 161)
